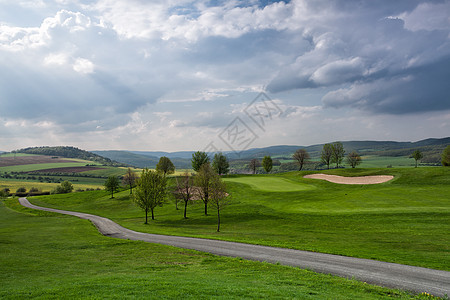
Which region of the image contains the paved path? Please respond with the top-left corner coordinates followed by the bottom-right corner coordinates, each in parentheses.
top-left (19, 198), bottom-right (450, 297)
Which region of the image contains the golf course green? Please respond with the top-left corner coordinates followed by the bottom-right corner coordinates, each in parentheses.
top-left (2, 167), bottom-right (449, 298)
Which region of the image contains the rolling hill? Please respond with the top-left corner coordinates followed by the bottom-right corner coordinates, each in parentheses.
top-left (13, 146), bottom-right (127, 167)
top-left (93, 137), bottom-right (450, 168)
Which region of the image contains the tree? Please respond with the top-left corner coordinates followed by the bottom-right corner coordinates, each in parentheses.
top-left (133, 168), bottom-right (167, 223)
top-left (16, 187), bottom-right (26, 193)
top-left (104, 176), bottom-right (120, 198)
top-left (122, 168), bottom-right (138, 194)
top-left (331, 142), bottom-right (345, 168)
top-left (262, 155), bottom-right (273, 173)
top-left (411, 150), bottom-right (423, 168)
top-left (191, 151), bottom-right (210, 172)
top-left (212, 152), bottom-right (229, 175)
top-left (51, 181), bottom-right (73, 194)
top-left (293, 149), bottom-right (309, 171)
top-left (209, 173), bottom-right (230, 232)
top-left (194, 163), bottom-right (214, 215)
top-left (321, 143), bottom-right (333, 169)
top-left (0, 188), bottom-right (9, 198)
top-left (174, 172), bottom-right (194, 219)
top-left (156, 156), bottom-right (175, 176)
top-left (249, 159), bottom-right (260, 174)
top-left (442, 145), bottom-right (450, 166)
top-left (346, 151), bottom-right (362, 168)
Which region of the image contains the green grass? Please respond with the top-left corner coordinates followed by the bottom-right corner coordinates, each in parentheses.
top-left (0, 162), bottom-right (89, 173)
top-left (359, 156), bottom-right (418, 168)
top-left (0, 153), bottom-right (38, 157)
top-left (1, 198), bottom-right (429, 299)
top-left (0, 179), bottom-right (104, 192)
top-left (224, 176), bottom-right (315, 192)
top-left (28, 167), bottom-right (450, 271)
top-left (82, 166), bottom-right (129, 177)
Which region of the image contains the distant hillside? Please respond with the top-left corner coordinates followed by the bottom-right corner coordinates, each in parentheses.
top-left (92, 151), bottom-right (160, 168)
top-left (236, 138), bottom-right (450, 162)
top-left (94, 137), bottom-right (449, 168)
top-left (92, 150), bottom-right (193, 169)
top-left (15, 146), bottom-right (127, 167)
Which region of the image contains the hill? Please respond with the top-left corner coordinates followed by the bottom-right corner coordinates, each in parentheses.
top-left (14, 146), bottom-right (127, 167)
top-left (94, 137), bottom-right (450, 169)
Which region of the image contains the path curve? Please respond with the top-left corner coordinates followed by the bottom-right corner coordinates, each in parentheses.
top-left (19, 198), bottom-right (450, 297)
top-left (304, 174), bottom-right (394, 184)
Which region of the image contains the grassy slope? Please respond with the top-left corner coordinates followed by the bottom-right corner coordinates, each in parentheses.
top-left (1, 199), bottom-right (427, 299)
top-left (29, 167), bottom-right (450, 271)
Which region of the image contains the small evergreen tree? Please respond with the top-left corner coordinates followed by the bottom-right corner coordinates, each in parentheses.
top-left (262, 155), bottom-right (273, 173)
top-left (212, 152), bottom-right (229, 175)
top-left (191, 151), bottom-right (210, 172)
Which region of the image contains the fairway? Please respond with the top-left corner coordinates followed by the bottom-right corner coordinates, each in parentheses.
top-left (1, 198), bottom-right (427, 299)
top-left (24, 167), bottom-right (449, 272)
top-left (224, 176), bottom-right (315, 192)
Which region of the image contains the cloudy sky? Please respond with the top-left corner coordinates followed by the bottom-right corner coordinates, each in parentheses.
top-left (0, 0), bottom-right (449, 153)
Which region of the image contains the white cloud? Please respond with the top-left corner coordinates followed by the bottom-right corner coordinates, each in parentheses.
top-left (73, 57), bottom-right (94, 74)
top-left (44, 52), bottom-right (68, 65)
top-left (398, 2), bottom-right (450, 32)
top-left (1, 1), bottom-right (449, 152)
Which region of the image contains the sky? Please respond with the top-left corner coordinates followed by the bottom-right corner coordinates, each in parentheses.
top-left (0, 0), bottom-right (449, 153)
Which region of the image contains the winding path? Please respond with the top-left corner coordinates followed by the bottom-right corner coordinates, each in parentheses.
top-left (19, 198), bottom-right (450, 297)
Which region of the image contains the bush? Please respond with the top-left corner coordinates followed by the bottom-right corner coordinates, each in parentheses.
top-left (442, 145), bottom-right (450, 166)
top-left (16, 187), bottom-right (27, 193)
top-left (29, 187), bottom-right (41, 193)
top-left (51, 181), bottom-right (74, 194)
top-left (0, 189), bottom-right (9, 198)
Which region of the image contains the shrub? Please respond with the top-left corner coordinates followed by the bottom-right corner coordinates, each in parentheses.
top-left (29, 187), bottom-right (40, 193)
top-left (16, 187), bottom-right (27, 193)
top-left (51, 181), bottom-right (74, 194)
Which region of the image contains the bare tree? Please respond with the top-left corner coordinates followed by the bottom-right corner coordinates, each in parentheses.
top-left (174, 172), bottom-right (194, 219)
top-left (122, 168), bottom-right (138, 194)
top-left (209, 173), bottom-right (230, 232)
top-left (194, 163), bottom-right (214, 215)
top-left (249, 159), bottom-right (260, 174)
top-left (293, 149), bottom-right (309, 171)
top-left (104, 176), bottom-right (119, 198)
top-left (331, 142), bottom-right (345, 168)
top-left (411, 150), bottom-right (423, 168)
top-left (346, 151), bottom-right (362, 168)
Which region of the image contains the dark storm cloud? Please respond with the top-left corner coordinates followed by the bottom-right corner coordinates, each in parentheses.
top-left (267, 0), bottom-right (450, 114)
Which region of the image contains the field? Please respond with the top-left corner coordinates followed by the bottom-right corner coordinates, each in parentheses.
top-left (1, 199), bottom-right (427, 299)
top-left (1, 151), bottom-right (449, 298)
top-left (22, 167), bottom-right (450, 271)
top-left (0, 154), bottom-right (130, 192)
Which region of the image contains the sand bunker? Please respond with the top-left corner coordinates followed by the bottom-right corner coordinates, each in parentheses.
top-left (303, 174), bottom-right (394, 185)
